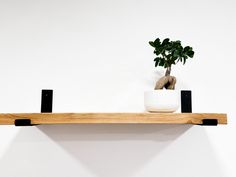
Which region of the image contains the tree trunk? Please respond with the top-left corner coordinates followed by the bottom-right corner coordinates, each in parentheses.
top-left (154, 75), bottom-right (176, 90)
top-left (165, 67), bottom-right (171, 76)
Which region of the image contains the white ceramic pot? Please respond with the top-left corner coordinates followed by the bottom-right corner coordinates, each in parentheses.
top-left (144, 90), bottom-right (180, 113)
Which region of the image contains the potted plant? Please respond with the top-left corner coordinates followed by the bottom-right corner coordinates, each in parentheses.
top-left (144, 38), bottom-right (194, 112)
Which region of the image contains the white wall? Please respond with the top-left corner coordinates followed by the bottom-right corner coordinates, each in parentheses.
top-left (0, 0), bottom-right (235, 176)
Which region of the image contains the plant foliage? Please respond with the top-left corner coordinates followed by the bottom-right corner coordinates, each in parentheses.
top-left (149, 38), bottom-right (194, 69)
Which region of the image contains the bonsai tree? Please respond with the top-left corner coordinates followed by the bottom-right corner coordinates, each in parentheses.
top-left (149, 38), bottom-right (194, 89)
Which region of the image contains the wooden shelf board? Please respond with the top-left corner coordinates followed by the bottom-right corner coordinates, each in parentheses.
top-left (0, 113), bottom-right (227, 125)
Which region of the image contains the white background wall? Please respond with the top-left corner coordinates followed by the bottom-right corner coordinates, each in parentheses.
top-left (0, 0), bottom-right (235, 176)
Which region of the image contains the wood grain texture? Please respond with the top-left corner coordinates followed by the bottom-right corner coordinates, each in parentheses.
top-left (0, 113), bottom-right (227, 125)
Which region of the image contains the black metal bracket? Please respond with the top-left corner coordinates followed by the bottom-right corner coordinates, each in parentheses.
top-left (41, 89), bottom-right (53, 113)
top-left (180, 91), bottom-right (218, 126)
top-left (199, 119), bottom-right (218, 126)
top-left (14, 89), bottom-right (53, 126)
top-left (15, 119), bottom-right (35, 126)
top-left (181, 90), bottom-right (192, 113)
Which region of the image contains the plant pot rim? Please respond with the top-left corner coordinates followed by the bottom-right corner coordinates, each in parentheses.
top-left (145, 90), bottom-right (179, 93)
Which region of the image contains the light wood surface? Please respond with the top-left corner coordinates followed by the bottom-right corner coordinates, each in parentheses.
top-left (0, 113), bottom-right (227, 125)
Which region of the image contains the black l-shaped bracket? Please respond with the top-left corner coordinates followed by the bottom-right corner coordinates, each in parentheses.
top-left (14, 89), bottom-right (53, 126)
top-left (199, 119), bottom-right (218, 126)
top-left (15, 119), bottom-right (34, 126)
top-left (181, 90), bottom-right (218, 126)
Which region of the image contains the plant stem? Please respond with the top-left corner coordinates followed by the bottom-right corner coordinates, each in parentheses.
top-left (165, 66), bottom-right (171, 76)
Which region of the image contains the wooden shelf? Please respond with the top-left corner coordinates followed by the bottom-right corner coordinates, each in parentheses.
top-left (0, 113), bottom-right (227, 125)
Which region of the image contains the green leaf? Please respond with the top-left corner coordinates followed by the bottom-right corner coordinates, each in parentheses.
top-left (162, 38), bottom-right (170, 44)
top-left (173, 50), bottom-right (179, 58)
top-left (184, 46), bottom-right (191, 52)
top-left (149, 41), bottom-right (155, 47)
top-left (159, 59), bottom-right (165, 67)
top-left (154, 38), bottom-right (161, 45)
top-left (154, 57), bottom-right (162, 62)
top-left (183, 55), bottom-right (188, 64)
top-left (175, 40), bottom-right (181, 44)
top-left (183, 58), bottom-right (186, 64)
top-left (154, 48), bottom-right (162, 56)
top-left (155, 61), bottom-right (158, 67)
top-left (187, 51), bottom-right (194, 58)
top-left (154, 57), bottom-right (163, 67)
